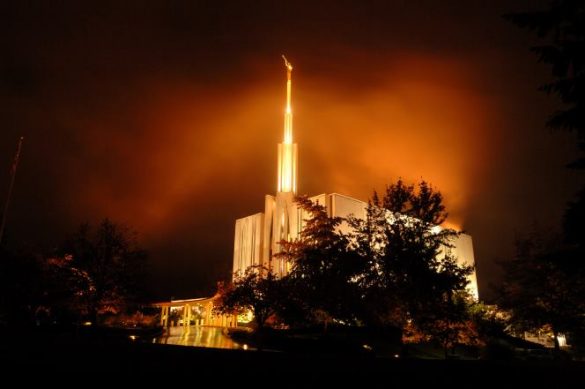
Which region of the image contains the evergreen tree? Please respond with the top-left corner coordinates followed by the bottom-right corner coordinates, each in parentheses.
top-left (505, 1), bottom-right (585, 351)
top-left (505, 0), bottom-right (585, 166)
top-left (278, 196), bottom-right (364, 328)
top-left (506, 0), bottom-right (585, 252)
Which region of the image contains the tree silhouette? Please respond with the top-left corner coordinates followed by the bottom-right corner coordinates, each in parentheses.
top-left (350, 179), bottom-right (473, 346)
top-left (220, 181), bottom-right (473, 353)
top-left (417, 291), bottom-right (479, 358)
top-left (277, 196), bottom-right (364, 329)
top-left (505, 1), bottom-right (585, 352)
top-left (498, 228), bottom-right (585, 351)
top-left (506, 1), bottom-right (585, 247)
top-left (54, 219), bottom-right (147, 323)
top-left (505, 0), bottom-right (585, 167)
top-left (215, 266), bottom-right (280, 330)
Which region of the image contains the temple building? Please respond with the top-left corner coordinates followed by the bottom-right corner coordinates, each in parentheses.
top-left (233, 57), bottom-right (479, 299)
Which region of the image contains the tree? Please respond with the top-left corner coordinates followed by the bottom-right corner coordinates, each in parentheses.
top-left (41, 254), bottom-right (94, 324)
top-left (498, 228), bottom-right (585, 351)
top-left (350, 179), bottom-right (473, 343)
top-left (215, 266), bottom-right (280, 330)
top-left (505, 0), bottom-right (585, 353)
top-left (224, 181), bottom-right (473, 349)
top-left (53, 219), bottom-right (147, 323)
top-left (467, 302), bottom-right (508, 343)
top-left (277, 196), bottom-right (364, 329)
top-left (417, 291), bottom-right (480, 358)
top-left (505, 0), bottom-right (585, 167)
top-left (506, 0), bottom-right (585, 256)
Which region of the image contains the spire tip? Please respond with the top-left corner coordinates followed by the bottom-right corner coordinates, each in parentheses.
top-left (282, 55), bottom-right (293, 71)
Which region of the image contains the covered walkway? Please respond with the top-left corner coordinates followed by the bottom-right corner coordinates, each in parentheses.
top-left (152, 295), bottom-right (237, 329)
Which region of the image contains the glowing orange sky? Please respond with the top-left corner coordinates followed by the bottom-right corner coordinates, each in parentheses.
top-left (60, 54), bottom-right (486, 233)
top-left (0, 0), bottom-right (580, 300)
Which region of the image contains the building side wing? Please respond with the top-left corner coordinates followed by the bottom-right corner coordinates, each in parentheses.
top-left (445, 233), bottom-right (479, 300)
top-left (233, 213), bottom-right (264, 278)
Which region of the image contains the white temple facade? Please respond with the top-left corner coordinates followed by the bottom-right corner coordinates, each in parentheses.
top-left (232, 58), bottom-right (478, 299)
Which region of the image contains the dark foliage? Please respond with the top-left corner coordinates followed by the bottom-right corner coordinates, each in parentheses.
top-left (350, 180), bottom-right (473, 340)
top-left (214, 266), bottom-right (280, 330)
top-left (277, 196), bottom-right (365, 328)
top-left (219, 180), bottom-right (475, 355)
top-left (506, 1), bottom-right (585, 247)
top-left (52, 219), bottom-right (148, 322)
top-left (498, 228), bottom-right (585, 351)
top-left (505, 0), bottom-right (585, 163)
top-left (505, 2), bottom-right (585, 352)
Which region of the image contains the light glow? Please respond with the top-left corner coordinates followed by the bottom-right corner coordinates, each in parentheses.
top-left (237, 309), bottom-right (254, 324)
top-left (278, 55), bottom-right (298, 193)
top-left (283, 55), bottom-right (293, 144)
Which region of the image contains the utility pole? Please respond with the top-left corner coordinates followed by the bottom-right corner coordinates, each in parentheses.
top-left (0, 136), bottom-right (24, 245)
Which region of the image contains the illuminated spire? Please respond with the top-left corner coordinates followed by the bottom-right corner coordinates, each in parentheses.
top-left (283, 55), bottom-right (293, 144)
top-left (277, 55), bottom-right (298, 193)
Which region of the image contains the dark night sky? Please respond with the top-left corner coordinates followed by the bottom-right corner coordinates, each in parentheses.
top-left (1, 0), bottom-right (581, 301)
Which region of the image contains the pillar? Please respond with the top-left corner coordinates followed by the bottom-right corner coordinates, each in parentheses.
top-left (161, 306), bottom-right (169, 328)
